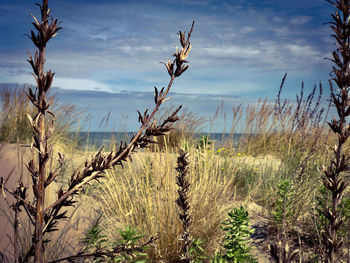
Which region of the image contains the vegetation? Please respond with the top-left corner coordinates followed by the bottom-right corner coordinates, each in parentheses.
top-left (214, 206), bottom-right (256, 263)
top-left (1, 0), bottom-right (350, 262)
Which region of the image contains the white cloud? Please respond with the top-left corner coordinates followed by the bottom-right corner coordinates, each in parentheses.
top-left (290, 16), bottom-right (312, 25)
top-left (241, 26), bottom-right (255, 34)
top-left (286, 43), bottom-right (319, 57)
top-left (52, 78), bottom-right (114, 93)
top-left (201, 45), bottom-right (261, 58)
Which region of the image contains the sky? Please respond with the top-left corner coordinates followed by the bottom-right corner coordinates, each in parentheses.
top-left (0, 0), bottom-right (336, 131)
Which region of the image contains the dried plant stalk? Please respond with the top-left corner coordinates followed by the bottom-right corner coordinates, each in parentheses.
top-left (322, 0), bottom-right (350, 262)
top-left (176, 150), bottom-right (192, 262)
top-left (269, 240), bottom-right (298, 263)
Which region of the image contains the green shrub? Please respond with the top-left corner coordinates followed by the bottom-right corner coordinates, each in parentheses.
top-left (214, 206), bottom-right (257, 263)
top-left (272, 179), bottom-right (294, 227)
top-left (82, 223), bottom-right (149, 263)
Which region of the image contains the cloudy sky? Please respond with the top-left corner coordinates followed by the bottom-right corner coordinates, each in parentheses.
top-left (0, 0), bottom-right (335, 131)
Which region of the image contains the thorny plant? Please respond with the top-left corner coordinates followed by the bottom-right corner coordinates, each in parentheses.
top-left (269, 240), bottom-right (299, 263)
top-left (321, 0), bottom-right (350, 262)
top-left (0, 0), bottom-right (195, 262)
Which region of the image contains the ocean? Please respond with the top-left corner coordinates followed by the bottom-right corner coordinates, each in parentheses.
top-left (71, 132), bottom-right (245, 150)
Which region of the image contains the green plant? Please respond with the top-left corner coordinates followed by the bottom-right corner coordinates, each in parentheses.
top-left (272, 179), bottom-right (294, 228)
top-left (313, 185), bottom-right (328, 261)
top-left (81, 223), bottom-right (149, 263)
top-left (210, 252), bottom-right (226, 263)
top-left (81, 220), bottom-right (108, 262)
top-left (188, 238), bottom-right (208, 263)
top-left (198, 135), bottom-right (212, 150)
top-left (215, 206), bottom-right (256, 263)
top-left (111, 225), bottom-right (149, 263)
top-left (269, 179), bottom-right (299, 263)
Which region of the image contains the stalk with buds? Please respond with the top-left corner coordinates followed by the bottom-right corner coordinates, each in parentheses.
top-left (176, 150), bottom-right (192, 263)
top-left (321, 0), bottom-right (350, 262)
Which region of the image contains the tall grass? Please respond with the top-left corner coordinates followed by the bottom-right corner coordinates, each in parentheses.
top-left (97, 143), bottom-right (238, 262)
top-left (152, 106), bottom-right (206, 151)
top-left (0, 85), bottom-right (34, 143)
top-left (0, 84), bottom-right (81, 145)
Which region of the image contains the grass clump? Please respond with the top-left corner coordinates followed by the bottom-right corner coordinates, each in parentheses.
top-left (97, 143), bottom-right (237, 262)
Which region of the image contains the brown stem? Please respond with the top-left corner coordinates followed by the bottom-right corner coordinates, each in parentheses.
top-left (13, 195), bottom-right (20, 263)
top-left (322, 1), bottom-right (350, 262)
top-left (33, 1), bottom-right (48, 261)
top-left (47, 237), bottom-right (157, 263)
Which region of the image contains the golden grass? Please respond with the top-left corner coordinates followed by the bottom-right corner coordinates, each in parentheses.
top-left (96, 143), bottom-right (237, 262)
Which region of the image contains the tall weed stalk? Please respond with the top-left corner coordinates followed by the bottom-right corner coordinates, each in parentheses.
top-left (321, 1), bottom-right (350, 262)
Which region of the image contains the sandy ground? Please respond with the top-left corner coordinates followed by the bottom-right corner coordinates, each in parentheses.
top-left (0, 144), bottom-right (32, 261)
top-left (0, 144), bottom-right (98, 262)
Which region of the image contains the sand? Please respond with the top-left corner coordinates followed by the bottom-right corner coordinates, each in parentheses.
top-left (0, 144), bottom-right (98, 262)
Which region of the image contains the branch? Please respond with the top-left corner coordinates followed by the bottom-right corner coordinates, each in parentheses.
top-left (47, 236), bottom-right (158, 263)
top-left (44, 21), bottom-right (195, 214)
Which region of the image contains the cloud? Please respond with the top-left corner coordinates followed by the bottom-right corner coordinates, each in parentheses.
top-left (290, 16), bottom-right (312, 25)
top-left (0, 0), bottom-right (332, 100)
top-left (53, 78), bottom-right (114, 93)
top-left (201, 45), bottom-right (261, 58)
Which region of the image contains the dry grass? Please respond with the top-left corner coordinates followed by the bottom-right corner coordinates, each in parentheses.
top-left (95, 143), bottom-right (237, 262)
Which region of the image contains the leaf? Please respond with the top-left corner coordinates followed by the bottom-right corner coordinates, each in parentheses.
top-left (27, 113), bottom-right (34, 126)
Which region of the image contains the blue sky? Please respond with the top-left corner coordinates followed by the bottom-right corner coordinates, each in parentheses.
top-left (0, 0), bottom-right (335, 131)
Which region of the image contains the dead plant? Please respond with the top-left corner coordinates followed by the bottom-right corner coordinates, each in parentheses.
top-left (321, 0), bottom-right (350, 262)
top-left (175, 150), bottom-right (192, 262)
